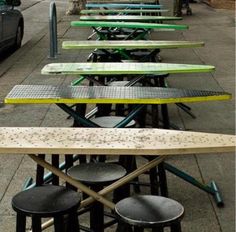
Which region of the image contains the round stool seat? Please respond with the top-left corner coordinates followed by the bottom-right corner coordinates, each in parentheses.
top-left (115, 195), bottom-right (184, 228)
top-left (68, 162), bottom-right (126, 185)
top-left (91, 116), bottom-right (136, 128)
top-left (12, 185), bottom-right (81, 217)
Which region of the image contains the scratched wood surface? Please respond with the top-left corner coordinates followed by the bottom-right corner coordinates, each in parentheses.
top-left (0, 127), bottom-right (234, 155)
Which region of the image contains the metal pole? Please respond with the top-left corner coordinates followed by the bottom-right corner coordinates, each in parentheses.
top-left (49, 1), bottom-right (58, 58)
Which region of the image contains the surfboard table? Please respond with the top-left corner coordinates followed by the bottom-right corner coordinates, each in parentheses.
top-left (62, 40), bottom-right (204, 62)
top-left (86, 0), bottom-right (156, 3)
top-left (79, 15), bottom-right (182, 22)
top-left (86, 3), bottom-right (163, 9)
top-left (71, 20), bottom-right (188, 30)
top-left (62, 40), bottom-right (204, 50)
top-left (80, 9), bottom-right (169, 15)
top-left (5, 85), bottom-right (231, 105)
top-left (40, 62), bottom-right (216, 91)
top-left (71, 20), bottom-right (188, 40)
top-left (41, 62), bottom-right (214, 76)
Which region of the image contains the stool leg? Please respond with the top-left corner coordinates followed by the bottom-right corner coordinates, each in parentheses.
top-left (90, 202), bottom-right (104, 232)
top-left (144, 156), bottom-right (159, 195)
top-left (73, 104), bottom-right (86, 127)
top-left (36, 154), bottom-right (45, 186)
top-left (117, 155), bottom-right (139, 198)
top-left (151, 105), bottom-right (159, 128)
top-left (116, 222), bottom-right (133, 232)
top-left (54, 215), bottom-right (65, 232)
top-left (149, 166), bottom-right (159, 195)
top-left (158, 162), bottom-right (168, 197)
top-left (152, 227), bottom-right (164, 232)
top-left (52, 154), bottom-right (59, 185)
top-left (16, 213), bottom-right (26, 232)
top-left (65, 155), bottom-right (76, 190)
top-left (116, 155), bottom-right (132, 198)
top-left (171, 222), bottom-right (182, 232)
top-left (134, 226), bottom-right (144, 232)
top-left (96, 103), bottom-right (111, 116)
top-left (67, 210), bottom-right (80, 232)
top-left (137, 105), bottom-right (147, 127)
top-left (115, 104), bottom-right (125, 116)
top-left (131, 156), bottom-right (141, 193)
top-left (161, 104), bottom-right (170, 129)
top-left (32, 216), bottom-right (42, 232)
top-left (90, 186), bottom-right (104, 232)
top-left (158, 77), bottom-right (170, 130)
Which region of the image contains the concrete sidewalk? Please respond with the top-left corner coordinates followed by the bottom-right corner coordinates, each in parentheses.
top-left (0, 2), bottom-right (235, 232)
top-left (20, 0), bottom-right (68, 45)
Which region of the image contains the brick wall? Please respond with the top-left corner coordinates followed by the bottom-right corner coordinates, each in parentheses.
top-left (203, 0), bottom-right (235, 9)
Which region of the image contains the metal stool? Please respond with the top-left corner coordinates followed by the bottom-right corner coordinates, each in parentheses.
top-left (12, 185), bottom-right (81, 232)
top-left (115, 195), bottom-right (184, 232)
top-left (68, 162), bottom-right (127, 232)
